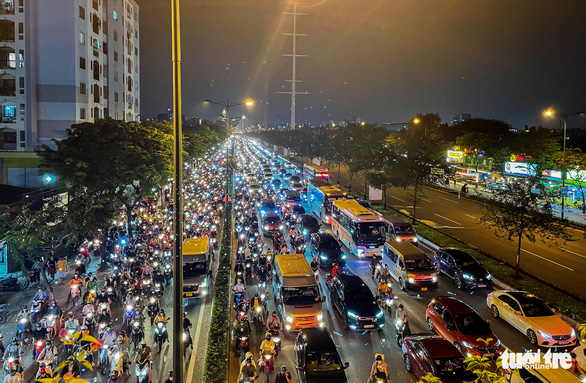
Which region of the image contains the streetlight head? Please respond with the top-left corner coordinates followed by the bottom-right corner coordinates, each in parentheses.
top-left (543, 108), bottom-right (554, 118)
top-left (413, 118), bottom-right (420, 124)
top-left (245, 100), bottom-right (254, 106)
top-left (203, 99), bottom-right (212, 103)
top-left (360, 121), bottom-right (365, 126)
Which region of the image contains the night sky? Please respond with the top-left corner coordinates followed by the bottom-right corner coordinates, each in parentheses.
top-left (138, 0), bottom-right (586, 130)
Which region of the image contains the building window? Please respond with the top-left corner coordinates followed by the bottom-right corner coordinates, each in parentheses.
top-left (0, 0), bottom-right (14, 15)
top-left (17, 22), bottom-right (22, 34)
top-left (114, 71), bottom-right (118, 82)
top-left (113, 10), bottom-right (117, 20)
top-left (79, 32), bottom-right (85, 44)
top-left (92, 14), bottom-right (101, 34)
top-left (93, 84), bottom-right (100, 103)
top-left (0, 73), bottom-right (15, 96)
top-left (0, 47), bottom-right (15, 69)
top-left (92, 0), bottom-right (98, 11)
top-left (79, 6), bottom-right (85, 19)
top-left (18, 76), bottom-right (23, 88)
top-left (80, 57), bottom-right (86, 69)
top-left (103, 85), bottom-right (108, 99)
top-left (80, 82), bottom-right (86, 95)
top-left (135, 47), bottom-right (138, 56)
top-left (18, 49), bottom-right (23, 67)
top-left (103, 41), bottom-right (107, 54)
top-left (19, 130), bottom-right (24, 142)
top-left (1, 103), bottom-right (15, 123)
top-left (80, 108), bottom-right (86, 120)
top-left (127, 76), bottom-right (132, 91)
top-left (19, 103), bottom-right (24, 117)
top-left (93, 60), bottom-right (99, 80)
top-left (113, 30), bottom-right (117, 42)
top-left (114, 92), bottom-right (118, 102)
top-left (0, 20), bottom-right (15, 42)
top-left (113, 51), bottom-right (118, 61)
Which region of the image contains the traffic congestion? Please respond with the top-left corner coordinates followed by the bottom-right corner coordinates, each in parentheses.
top-left (0, 146), bottom-right (229, 383)
top-left (228, 137), bottom-right (586, 383)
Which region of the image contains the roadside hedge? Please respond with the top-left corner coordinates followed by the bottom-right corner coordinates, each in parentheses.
top-left (203, 170), bottom-right (233, 383)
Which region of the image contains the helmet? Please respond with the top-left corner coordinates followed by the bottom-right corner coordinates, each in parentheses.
top-left (376, 354), bottom-right (383, 361)
top-left (46, 340), bottom-right (51, 346)
top-left (245, 358), bottom-right (252, 363)
top-left (40, 367), bottom-right (46, 374)
top-left (245, 351), bottom-right (253, 359)
top-left (51, 300), bottom-right (56, 306)
top-left (36, 323), bottom-right (42, 330)
top-left (398, 304), bottom-right (404, 309)
top-left (265, 332), bottom-right (271, 340)
top-left (141, 339), bottom-right (147, 347)
top-left (21, 305), bottom-right (27, 310)
top-left (68, 313), bottom-right (74, 318)
top-left (119, 330), bottom-right (126, 336)
top-left (159, 309), bottom-right (165, 315)
top-left (67, 356), bottom-right (74, 362)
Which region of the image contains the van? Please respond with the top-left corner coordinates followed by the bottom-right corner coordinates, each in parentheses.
top-left (273, 254), bottom-right (325, 331)
top-left (383, 241), bottom-right (438, 291)
top-left (384, 216), bottom-right (418, 246)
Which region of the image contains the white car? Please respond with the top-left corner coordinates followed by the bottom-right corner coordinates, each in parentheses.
top-left (486, 290), bottom-right (577, 347)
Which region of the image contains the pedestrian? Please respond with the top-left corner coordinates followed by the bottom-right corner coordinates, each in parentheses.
top-left (47, 255), bottom-right (57, 281)
top-left (57, 256), bottom-right (68, 283)
top-left (274, 366), bottom-right (292, 383)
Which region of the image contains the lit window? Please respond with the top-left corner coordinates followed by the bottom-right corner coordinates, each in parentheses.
top-left (79, 32), bottom-right (85, 45)
top-left (113, 10), bottom-right (117, 20)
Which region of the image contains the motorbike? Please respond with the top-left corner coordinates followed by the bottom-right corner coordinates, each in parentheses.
top-left (153, 282), bottom-right (164, 297)
top-left (395, 318), bottom-right (411, 347)
top-left (70, 285), bottom-right (81, 306)
top-left (270, 326), bottom-right (281, 355)
top-left (122, 304), bottom-right (137, 329)
top-left (154, 321), bottom-right (168, 352)
top-left (106, 287), bottom-right (117, 306)
top-left (233, 324), bottom-right (250, 360)
top-left (16, 317), bottom-right (32, 344)
top-left (259, 353), bottom-right (275, 382)
top-left (84, 312), bottom-right (96, 336)
top-left (110, 347), bottom-right (130, 375)
top-left (30, 300), bottom-right (46, 323)
top-left (28, 267), bottom-right (41, 286)
top-left (182, 330), bottom-right (192, 356)
top-left (99, 344), bottom-right (110, 375)
top-left (0, 276), bottom-right (20, 292)
top-left (135, 359), bottom-right (151, 383)
top-left (147, 297), bottom-right (159, 326)
top-left (245, 260), bottom-right (253, 282)
top-left (163, 264), bottom-right (172, 285)
top-left (34, 339), bottom-right (46, 359)
top-left (43, 314), bottom-right (60, 338)
top-left (368, 257), bottom-right (383, 281)
top-left (131, 320), bottom-right (145, 350)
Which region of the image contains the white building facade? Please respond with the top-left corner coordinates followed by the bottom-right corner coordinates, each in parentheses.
top-left (0, 0), bottom-right (140, 152)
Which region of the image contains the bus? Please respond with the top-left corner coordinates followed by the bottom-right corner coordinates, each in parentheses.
top-left (331, 199), bottom-right (386, 257)
top-left (182, 237), bottom-right (212, 302)
top-left (307, 180), bottom-right (347, 224)
top-left (303, 163), bottom-right (329, 182)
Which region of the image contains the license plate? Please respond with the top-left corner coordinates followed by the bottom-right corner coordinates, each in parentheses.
top-left (421, 287), bottom-right (428, 291)
top-left (185, 293), bottom-right (193, 297)
top-left (364, 324), bottom-right (375, 329)
top-left (477, 285), bottom-right (486, 288)
top-left (558, 341), bottom-right (570, 345)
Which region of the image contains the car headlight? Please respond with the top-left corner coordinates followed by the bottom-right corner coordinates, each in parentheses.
top-left (486, 273), bottom-right (492, 280)
top-left (341, 254), bottom-right (346, 260)
top-left (376, 310), bottom-right (384, 319)
top-left (432, 275), bottom-right (437, 282)
top-left (413, 237), bottom-right (418, 242)
top-left (396, 238), bottom-right (401, 242)
top-left (286, 315), bottom-right (293, 323)
top-left (347, 311), bottom-right (358, 319)
top-left (320, 255), bottom-right (328, 260)
top-left (264, 225), bottom-right (269, 231)
top-left (462, 341), bottom-right (473, 349)
top-left (317, 313), bottom-right (323, 321)
top-left (537, 330), bottom-right (551, 339)
top-left (408, 277), bottom-right (415, 284)
top-left (463, 274), bottom-right (473, 280)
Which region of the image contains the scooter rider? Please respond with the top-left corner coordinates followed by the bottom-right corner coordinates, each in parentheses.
top-left (259, 332), bottom-right (276, 357)
top-left (33, 288), bottom-right (48, 303)
top-left (233, 279), bottom-right (246, 295)
top-left (310, 257), bottom-right (319, 281)
top-left (395, 304), bottom-right (407, 322)
top-left (100, 325), bottom-right (117, 348)
top-left (5, 338), bottom-right (23, 360)
top-left (37, 340), bottom-right (58, 371)
top-left (237, 358), bottom-right (257, 383)
top-left (370, 354), bottom-right (389, 383)
top-left (266, 311), bottom-right (281, 332)
top-left (16, 305), bottom-right (29, 321)
top-left (64, 314), bottom-right (80, 333)
top-left (135, 340), bottom-right (152, 364)
top-left (377, 279), bottom-right (391, 298)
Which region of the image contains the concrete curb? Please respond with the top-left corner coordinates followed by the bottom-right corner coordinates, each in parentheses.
top-left (417, 235), bottom-right (582, 330)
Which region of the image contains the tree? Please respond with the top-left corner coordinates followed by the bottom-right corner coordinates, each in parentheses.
top-left (464, 355), bottom-right (507, 383)
top-left (561, 148), bottom-right (586, 213)
top-left (385, 113), bottom-right (449, 223)
top-left (479, 130), bottom-right (569, 277)
top-left (39, 118), bottom-right (173, 239)
top-left (456, 132), bottom-right (492, 185)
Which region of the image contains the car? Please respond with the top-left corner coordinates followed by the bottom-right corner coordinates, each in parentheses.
top-left (329, 272), bottom-right (384, 331)
top-left (295, 214), bottom-right (320, 240)
top-left (278, 168), bottom-right (288, 177)
top-left (309, 232), bottom-right (345, 268)
top-left (289, 175), bottom-right (301, 184)
top-left (486, 290), bottom-right (578, 347)
top-left (290, 182), bottom-right (303, 192)
top-left (283, 173), bottom-right (293, 182)
top-left (426, 296), bottom-right (502, 357)
top-left (434, 248), bottom-right (492, 290)
top-left (290, 205), bottom-right (306, 220)
top-left (259, 198), bottom-right (278, 217)
top-left (262, 213), bottom-right (283, 237)
top-left (270, 179), bottom-right (282, 190)
top-left (249, 182), bottom-right (261, 194)
top-left (294, 327), bottom-right (349, 383)
top-left (264, 172), bottom-right (273, 180)
top-left (402, 334), bottom-right (475, 382)
top-left (280, 189), bottom-right (302, 206)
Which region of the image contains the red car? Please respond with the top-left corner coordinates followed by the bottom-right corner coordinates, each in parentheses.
top-left (262, 212), bottom-right (283, 237)
top-left (426, 296), bottom-right (502, 358)
top-left (402, 334), bottom-right (475, 382)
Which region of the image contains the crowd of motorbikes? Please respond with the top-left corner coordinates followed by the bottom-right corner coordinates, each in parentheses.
top-left (1, 145), bottom-right (230, 383)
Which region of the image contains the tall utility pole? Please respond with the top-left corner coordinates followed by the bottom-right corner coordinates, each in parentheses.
top-left (170, 0), bottom-right (184, 382)
top-left (278, 2), bottom-right (309, 130)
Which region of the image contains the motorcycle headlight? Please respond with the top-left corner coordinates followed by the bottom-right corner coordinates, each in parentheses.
top-left (317, 313), bottom-right (323, 321)
top-left (408, 277), bottom-right (415, 284)
top-left (256, 307), bottom-right (261, 313)
top-left (20, 318), bottom-right (27, 324)
top-left (115, 352), bottom-right (120, 359)
top-left (126, 305), bottom-right (133, 311)
top-left (37, 341), bottom-right (42, 347)
top-left (133, 322), bottom-right (139, 327)
top-left (432, 275), bottom-right (437, 282)
top-left (272, 337), bottom-right (280, 343)
top-left (260, 294), bottom-right (266, 299)
top-left (150, 298), bottom-right (156, 303)
top-left (158, 322), bottom-right (163, 328)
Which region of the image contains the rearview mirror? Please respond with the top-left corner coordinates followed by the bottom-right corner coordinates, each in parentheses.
top-left (514, 310), bottom-right (522, 316)
top-left (344, 362), bottom-right (350, 369)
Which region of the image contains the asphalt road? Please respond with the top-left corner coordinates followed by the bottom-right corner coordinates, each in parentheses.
top-left (324, 162), bottom-right (586, 301)
top-left (227, 162), bottom-right (571, 383)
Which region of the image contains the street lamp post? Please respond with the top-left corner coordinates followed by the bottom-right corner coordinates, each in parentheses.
top-left (204, 99), bottom-right (253, 132)
top-left (544, 109), bottom-right (584, 220)
top-left (171, 0), bottom-right (184, 382)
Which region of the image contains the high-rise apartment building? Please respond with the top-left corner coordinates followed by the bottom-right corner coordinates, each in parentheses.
top-left (0, 0), bottom-right (141, 149)
top-left (0, 0), bottom-right (139, 186)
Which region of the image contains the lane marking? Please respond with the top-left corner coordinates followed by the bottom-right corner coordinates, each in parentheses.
top-left (434, 213), bottom-right (461, 226)
top-left (421, 198), bottom-right (432, 203)
top-left (418, 242), bottom-right (435, 252)
top-left (559, 247), bottom-right (586, 260)
top-left (465, 214), bottom-right (478, 220)
top-left (521, 249), bottom-right (574, 272)
top-left (185, 286), bottom-right (208, 382)
top-left (390, 195), bottom-right (405, 202)
top-left (438, 196), bottom-right (458, 204)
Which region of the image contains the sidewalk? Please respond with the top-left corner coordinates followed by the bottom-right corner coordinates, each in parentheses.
top-left (433, 180), bottom-right (586, 227)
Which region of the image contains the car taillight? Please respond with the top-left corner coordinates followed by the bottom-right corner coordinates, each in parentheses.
top-left (487, 293), bottom-right (491, 299)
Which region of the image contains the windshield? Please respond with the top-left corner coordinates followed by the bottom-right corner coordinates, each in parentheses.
top-left (356, 222), bottom-right (385, 243)
top-left (302, 218), bottom-right (319, 230)
top-left (405, 259), bottom-right (434, 272)
top-left (287, 195), bottom-right (301, 202)
top-left (184, 262), bottom-right (207, 278)
top-left (435, 357), bottom-right (473, 380)
top-left (394, 225), bottom-right (415, 235)
top-left (346, 288), bottom-right (374, 303)
top-left (265, 216), bottom-right (280, 223)
top-left (282, 286), bottom-right (320, 305)
top-left (454, 313), bottom-right (491, 336)
top-left (262, 202), bottom-right (276, 209)
top-left (306, 351), bottom-right (342, 372)
top-left (320, 237), bottom-right (339, 250)
top-left (517, 296), bottom-right (554, 317)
